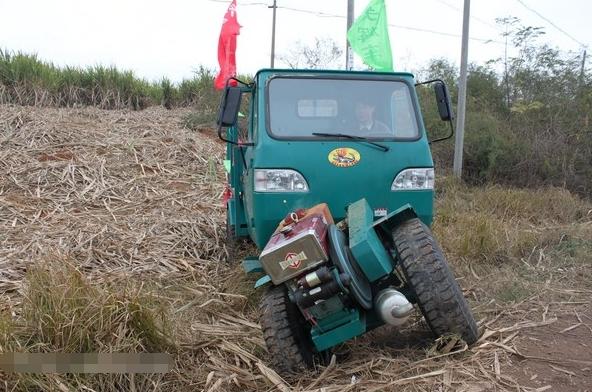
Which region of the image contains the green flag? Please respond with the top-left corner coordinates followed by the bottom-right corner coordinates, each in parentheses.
top-left (347, 0), bottom-right (393, 71)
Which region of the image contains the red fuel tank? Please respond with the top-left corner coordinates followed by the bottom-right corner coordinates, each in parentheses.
top-left (260, 214), bottom-right (329, 285)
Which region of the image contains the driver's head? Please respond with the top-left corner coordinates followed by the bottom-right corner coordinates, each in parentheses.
top-left (355, 100), bottom-right (375, 124)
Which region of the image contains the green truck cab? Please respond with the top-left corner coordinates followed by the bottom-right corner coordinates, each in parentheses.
top-left (225, 69), bottom-right (436, 247)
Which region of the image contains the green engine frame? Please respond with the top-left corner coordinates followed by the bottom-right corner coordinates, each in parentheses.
top-left (243, 199), bottom-right (417, 351)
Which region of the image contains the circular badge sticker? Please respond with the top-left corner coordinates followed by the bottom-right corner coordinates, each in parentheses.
top-left (285, 252), bottom-right (302, 269)
top-left (328, 148), bottom-right (361, 167)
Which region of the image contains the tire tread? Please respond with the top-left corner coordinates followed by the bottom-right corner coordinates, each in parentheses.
top-left (259, 285), bottom-right (312, 373)
top-left (393, 218), bottom-right (479, 344)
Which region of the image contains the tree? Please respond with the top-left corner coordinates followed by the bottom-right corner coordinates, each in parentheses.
top-left (279, 37), bottom-right (343, 70)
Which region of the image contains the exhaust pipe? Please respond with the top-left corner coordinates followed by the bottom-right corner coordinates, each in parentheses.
top-left (375, 288), bottom-right (414, 326)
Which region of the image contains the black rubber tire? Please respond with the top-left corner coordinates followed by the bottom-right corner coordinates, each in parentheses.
top-left (392, 218), bottom-right (479, 345)
top-left (259, 285), bottom-right (317, 374)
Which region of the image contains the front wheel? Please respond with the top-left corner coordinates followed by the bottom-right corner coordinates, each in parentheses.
top-left (259, 285), bottom-right (322, 374)
top-left (392, 218), bottom-right (479, 345)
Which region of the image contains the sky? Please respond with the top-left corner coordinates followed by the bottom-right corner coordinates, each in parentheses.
top-left (0, 0), bottom-right (590, 82)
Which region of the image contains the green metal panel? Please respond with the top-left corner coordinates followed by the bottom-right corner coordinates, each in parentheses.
top-left (313, 308), bottom-right (353, 331)
top-left (240, 257), bottom-right (271, 288)
top-left (254, 275), bottom-right (271, 288)
top-left (348, 199), bottom-right (395, 281)
top-left (226, 126), bottom-right (249, 238)
top-left (226, 198), bottom-right (236, 226)
top-left (242, 257), bottom-right (263, 274)
top-left (235, 69), bottom-right (435, 249)
top-left (248, 190), bottom-right (433, 249)
top-left (307, 296), bottom-right (346, 320)
top-left (311, 309), bottom-right (366, 351)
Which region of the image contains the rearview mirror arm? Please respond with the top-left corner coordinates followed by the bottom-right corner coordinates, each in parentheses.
top-left (415, 78), bottom-right (455, 144)
top-left (217, 77), bottom-right (255, 147)
top-left (428, 120), bottom-right (454, 144)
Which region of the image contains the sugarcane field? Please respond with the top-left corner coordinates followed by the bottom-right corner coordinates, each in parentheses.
top-left (0, 103), bottom-right (589, 390)
top-left (1, 0), bottom-right (592, 391)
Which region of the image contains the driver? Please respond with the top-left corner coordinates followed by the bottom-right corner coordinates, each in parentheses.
top-left (355, 99), bottom-right (390, 136)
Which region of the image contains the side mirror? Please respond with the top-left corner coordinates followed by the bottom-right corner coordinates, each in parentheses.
top-left (217, 87), bottom-right (242, 127)
top-left (434, 82), bottom-right (454, 122)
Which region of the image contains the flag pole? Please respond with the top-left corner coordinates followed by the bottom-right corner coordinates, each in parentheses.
top-left (453, 0), bottom-right (470, 178)
top-left (346, 0), bottom-right (354, 70)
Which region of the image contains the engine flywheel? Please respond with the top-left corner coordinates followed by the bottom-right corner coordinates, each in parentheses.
top-left (328, 224), bottom-right (373, 309)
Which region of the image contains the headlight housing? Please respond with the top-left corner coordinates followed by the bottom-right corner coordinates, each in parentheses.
top-left (391, 168), bottom-right (434, 191)
top-left (255, 169), bottom-right (309, 192)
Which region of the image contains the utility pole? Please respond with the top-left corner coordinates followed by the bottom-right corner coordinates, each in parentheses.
top-left (504, 23), bottom-right (510, 109)
top-left (453, 0), bottom-right (470, 178)
top-left (269, 0), bottom-right (277, 68)
top-left (346, 0), bottom-right (354, 70)
top-left (580, 49), bottom-right (587, 86)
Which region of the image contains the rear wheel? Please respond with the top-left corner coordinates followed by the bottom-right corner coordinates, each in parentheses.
top-left (392, 218), bottom-right (479, 344)
top-left (259, 285), bottom-right (319, 374)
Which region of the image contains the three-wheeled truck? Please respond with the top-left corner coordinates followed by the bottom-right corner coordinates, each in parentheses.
top-left (217, 69), bottom-right (479, 374)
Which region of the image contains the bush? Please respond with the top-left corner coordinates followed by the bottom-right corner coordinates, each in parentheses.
top-left (0, 264), bottom-right (172, 354)
top-left (433, 178), bottom-right (591, 263)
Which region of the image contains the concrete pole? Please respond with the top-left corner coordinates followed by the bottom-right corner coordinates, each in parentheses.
top-left (453, 0), bottom-right (470, 178)
top-left (269, 0), bottom-right (277, 68)
top-left (580, 49), bottom-right (587, 86)
top-left (346, 0), bottom-right (354, 70)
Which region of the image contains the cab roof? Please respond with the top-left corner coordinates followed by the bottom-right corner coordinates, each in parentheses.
top-left (255, 68), bottom-right (416, 80)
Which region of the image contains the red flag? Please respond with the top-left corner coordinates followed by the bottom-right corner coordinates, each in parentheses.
top-left (214, 0), bottom-right (240, 90)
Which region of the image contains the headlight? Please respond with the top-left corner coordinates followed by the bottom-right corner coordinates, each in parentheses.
top-left (391, 168), bottom-right (434, 190)
top-left (255, 169), bottom-right (309, 192)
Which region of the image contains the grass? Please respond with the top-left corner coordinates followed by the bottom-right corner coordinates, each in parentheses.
top-left (433, 177), bottom-right (591, 264)
top-left (181, 111), bottom-right (219, 130)
top-left (0, 49), bottom-right (221, 110)
top-left (5, 264), bottom-right (173, 353)
top-left (0, 263), bottom-right (174, 391)
top-left (492, 279), bottom-right (532, 303)
top-left (0, 105), bottom-right (590, 390)
top-left (432, 176), bottom-right (592, 307)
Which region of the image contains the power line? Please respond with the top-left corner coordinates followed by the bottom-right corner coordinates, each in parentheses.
top-left (210, 0), bottom-right (586, 49)
top-left (276, 6), bottom-right (343, 18)
top-left (276, 5), bottom-right (503, 44)
top-left (432, 0), bottom-right (501, 32)
top-left (515, 0), bottom-right (586, 47)
top-left (390, 23), bottom-right (500, 44)
top-left (207, 0), bottom-right (268, 5)
top-left (206, 0), bottom-right (503, 45)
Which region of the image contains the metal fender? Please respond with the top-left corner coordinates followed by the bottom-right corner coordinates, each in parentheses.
top-left (347, 200), bottom-right (418, 282)
top-left (373, 203), bottom-right (418, 232)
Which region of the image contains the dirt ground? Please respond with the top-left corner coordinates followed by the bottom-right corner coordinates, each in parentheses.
top-left (508, 306), bottom-right (592, 392)
top-left (0, 105), bottom-right (591, 391)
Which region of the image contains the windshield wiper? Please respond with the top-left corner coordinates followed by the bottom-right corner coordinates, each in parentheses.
top-left (312, 132), bottom-right (389, 152)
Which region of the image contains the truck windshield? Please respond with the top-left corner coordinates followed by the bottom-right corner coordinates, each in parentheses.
top-left (267, 77), bottom-right (419, 140)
